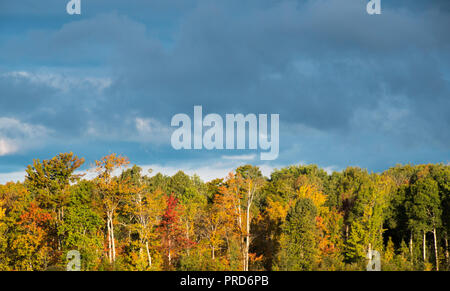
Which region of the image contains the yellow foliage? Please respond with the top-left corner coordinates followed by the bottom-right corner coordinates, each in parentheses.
top-left (0, 200), bottom-right (4, 221)
top-left (266, 198), bottom-right (288, 222)
top-left (384, 238), bottom-right (395, 263)
top-left (296, 184), bottom-right (327, 214)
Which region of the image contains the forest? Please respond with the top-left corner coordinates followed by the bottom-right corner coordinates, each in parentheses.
top-left (0, 152), bottom-right (448, 271)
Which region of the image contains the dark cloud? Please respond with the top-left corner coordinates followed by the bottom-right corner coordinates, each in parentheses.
top-left (0, 0), bottom-right (448, 172)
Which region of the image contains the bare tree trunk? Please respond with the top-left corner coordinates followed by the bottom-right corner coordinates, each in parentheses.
top-left (445, 233), bottom-right (449, 266)
top-left (245, 203), bottom-right (250, 271)
top-left (111, 217), bottom-right (116, 262)
top-left (57, 208), bottom-right (61, 251)
top-left (107, 217), bottom-right (112, 263)
top-left (146, 241), bottom-right (152, 267)
top-left (423, 230), bottom-right (427, 263)
top-left (212, 246), bottom-right (215, 260)
top-left (409, 232), bottom-right (413, 261)
top-left (433, 228), bottom-right (439, 271)
top-left (234, 191), bottom-right (244, 271)
top-left (168, 239), bottom-right (171, 267)
top-left (241, 238), bottom-right (246, 271)
top-left (225, 235), bottom-right (230, 262)
top-left (186, 221), bottom-right (190, 256)
top-left (186, 221), bottom-right (189, 239)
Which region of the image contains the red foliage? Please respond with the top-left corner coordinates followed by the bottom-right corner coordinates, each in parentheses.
top-left (19, 202), bottom-right (53, 230)
top-left (158, 193), bottom-right (194, 269)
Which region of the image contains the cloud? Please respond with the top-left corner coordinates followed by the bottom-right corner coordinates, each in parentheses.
top-left (221, 154), bottom-right (256, 161)
top-left (0, 139), bottom-right (18, 156)
top-left (0, 157), bottom-right (344, 184)
top-left (134, 117), bottom-right (171, 144)
top-left (140, 161), bottom-right (277, 181)
top-left (0, 171), bottom-right (26, 184)
top-left (2, 71), bottom-right (112, 93)
top-left (0, 1), bottom-right (448, 175)
top-left (0, 117), bottom-right (50, 155)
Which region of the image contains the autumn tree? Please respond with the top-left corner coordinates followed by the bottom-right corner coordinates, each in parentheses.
top-left (121, 166), bottom-right (165, 270)
top-left (25, 153), bottom-right (84, 252)
top-left (235, 165), bottom-right (265, 271)
top-left (158, 194), bottom-right (193, 269)
top-left (95, 153), bottom-right (130, 264)
top-left (11, 203), bottom-right (53, 270)
top-left (199, 203), bottom-right (225, 262)
top-left (0, 182), bottom-right (30, 269)
top-left (0, 159), bottom-right (448, 271)
top-left (296, 181), bottom-right (343, 269)
top-left (0, 199), bottom-right (7, 270)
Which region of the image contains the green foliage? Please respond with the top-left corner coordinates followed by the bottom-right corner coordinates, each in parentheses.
top-left (58, 181), bottom-right (103, 270)
top-left (0, 154), bottom-right (448, 271)
top-left (345, 174), bottom-right (391, 261)
top-left (407, 177), bottom-right (441, 233)
top-left (274, 198), bottom-right (318, 270)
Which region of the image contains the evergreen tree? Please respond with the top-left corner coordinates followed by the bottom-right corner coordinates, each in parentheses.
top-left (275, 198), bottom-right (318, 271)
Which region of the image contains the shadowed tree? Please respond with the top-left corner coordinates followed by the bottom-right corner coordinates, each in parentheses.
top-left (407, 175), bottom-right (441, 270)
top-left (275, 198), bottom-right (319, 271)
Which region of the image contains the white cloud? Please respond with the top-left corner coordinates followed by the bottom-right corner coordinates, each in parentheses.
top-left (323, 165), bottom-right (340, 175)
top-left (0, 117), bottom-right (49, 138)
top-left (80, 116), bottom-right (172, 145)
top-left (135, 117), bottom-right (170, 135)
top-left (3, 71), bottom-right (112, 93)
top-left (71, 160), bottom-right (272, 183)
top-left (0, 160), bottom-right (342, 185)
top-left (0, 171), bottom-right (26, 184)
top-left (0, 138), bottom-right (18, 156)
top-left (134, 117), bottom-right (172, 144)
top-left (0, 162), bottom-right (252, 185)
top-left (139, 160), bottom-right (282, 182)
top-left (0, 117), bottom-right (50, 155)
top-left (221, 154), bottom-right (256, 161)
top-left (142, 164), bottom-right (233, 182)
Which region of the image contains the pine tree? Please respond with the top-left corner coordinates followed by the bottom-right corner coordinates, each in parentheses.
top-left (276, 198), bottom-right (319, 270)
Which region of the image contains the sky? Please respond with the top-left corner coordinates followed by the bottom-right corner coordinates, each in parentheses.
top-left (0, 0), bottom-right (449, 182)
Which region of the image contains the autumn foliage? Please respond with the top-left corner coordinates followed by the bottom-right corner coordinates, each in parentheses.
top-left (0, 153), bottom-right (448, 271)
top-left (158, 194), bottom-right (194, 269)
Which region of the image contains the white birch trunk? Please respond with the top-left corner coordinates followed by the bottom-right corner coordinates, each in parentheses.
top-left (433, 228), bottom-right (439, 271)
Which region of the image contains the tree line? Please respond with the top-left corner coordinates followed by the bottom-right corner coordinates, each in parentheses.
top-left (0, 152), bottom-right (448, 271)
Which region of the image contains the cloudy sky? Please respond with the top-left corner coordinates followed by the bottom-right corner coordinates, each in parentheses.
top-left (0, 0), bottom-right (449, 182)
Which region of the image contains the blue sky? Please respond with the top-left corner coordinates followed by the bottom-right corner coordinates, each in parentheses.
top-left (0, 0), bottom-right (449, 182)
